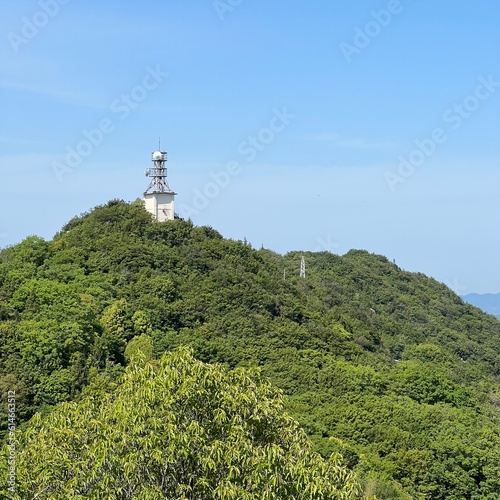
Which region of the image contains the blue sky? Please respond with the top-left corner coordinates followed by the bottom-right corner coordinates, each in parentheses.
top-left (1, 0), bottom-right (499, 293)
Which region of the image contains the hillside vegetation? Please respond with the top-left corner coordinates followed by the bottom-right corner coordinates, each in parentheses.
top-left (3, 347), bottom-right (361, 499)
top-left (1, 200), bottom-right (500, 499)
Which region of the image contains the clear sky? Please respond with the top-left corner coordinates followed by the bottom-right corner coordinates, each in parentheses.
top-left (1, 0), bottom-right (499, 293)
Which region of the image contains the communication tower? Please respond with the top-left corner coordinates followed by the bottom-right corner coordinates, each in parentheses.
top-left (144, 143), bottom-right (176, 221)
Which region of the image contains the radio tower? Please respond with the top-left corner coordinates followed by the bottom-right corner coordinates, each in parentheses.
top-left (143, 141), bottom-right (176, 221)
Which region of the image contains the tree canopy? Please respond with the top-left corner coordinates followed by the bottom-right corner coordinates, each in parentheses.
top-left (1, 347), bottom-right (361, 499)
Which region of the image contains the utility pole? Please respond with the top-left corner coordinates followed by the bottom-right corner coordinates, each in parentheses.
top-left (300, 256), bottom-right (306, 278)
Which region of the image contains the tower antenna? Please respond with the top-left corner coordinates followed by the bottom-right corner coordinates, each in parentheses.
top-left (143, 143), bottom-right (177, 221)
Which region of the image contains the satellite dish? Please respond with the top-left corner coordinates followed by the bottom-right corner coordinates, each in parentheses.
top-left (152, 151), bottom-right (162, 161)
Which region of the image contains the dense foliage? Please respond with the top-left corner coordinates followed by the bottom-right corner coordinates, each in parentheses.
top-left (1, 347), bottom-right (360, 499)
top-left (1, 199), bottom-right (500, 498)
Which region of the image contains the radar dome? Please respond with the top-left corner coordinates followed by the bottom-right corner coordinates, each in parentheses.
top-left (152, 151), bottom-right (163, 160)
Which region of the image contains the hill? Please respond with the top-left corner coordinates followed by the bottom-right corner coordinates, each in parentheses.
top-left (462, 293), bottom-right (500, 316)
top-left (1, 200), bottom-right (500, 499)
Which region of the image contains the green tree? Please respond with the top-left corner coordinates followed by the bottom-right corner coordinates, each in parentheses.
top-left (2, 347), bottom-right (361, 499)
top-left (124, 334), bottom-right (153, 363)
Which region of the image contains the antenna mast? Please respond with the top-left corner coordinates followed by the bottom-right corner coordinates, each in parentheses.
top-left (300, 256), bottom-right (306, 278)
top-left (143, 143), bottom-right (177, 222)
top-left (144, 149), bottom-right (175, 195)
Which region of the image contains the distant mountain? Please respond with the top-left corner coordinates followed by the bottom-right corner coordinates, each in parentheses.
top-left (462, 293), bottom-right (500, 316)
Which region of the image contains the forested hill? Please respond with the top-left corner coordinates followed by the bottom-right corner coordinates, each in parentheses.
top-left (1, 199), bottom-right (500, 498)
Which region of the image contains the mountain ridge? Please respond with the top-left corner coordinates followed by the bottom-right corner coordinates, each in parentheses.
top-left (1, 199), bottom-right (500, 499)
top-left (462, 292), bottom-right (500, 316)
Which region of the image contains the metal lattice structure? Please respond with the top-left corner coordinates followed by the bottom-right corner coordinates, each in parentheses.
top-left (300, 256), bottom-right (306, 278)
top-left (144, 150), bottom-right (176, 195)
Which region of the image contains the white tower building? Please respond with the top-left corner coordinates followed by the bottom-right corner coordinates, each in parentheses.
top-left (144, 147), bottom-right (176, 221)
